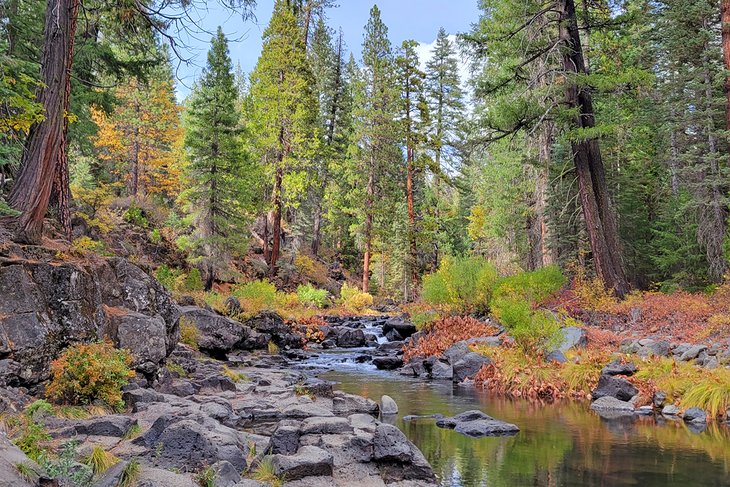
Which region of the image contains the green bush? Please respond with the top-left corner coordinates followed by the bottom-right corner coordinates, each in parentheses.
top-left (338, 283), bottom-right (373, 312)
top-left (233, 279), bottom-right (279, 311)
top-left (123, 204), bottom-right (148, 228)
top-left (492, 265), bottom-right (565, 304)
top-left (491, 296), bottom-right (562, 354)
top-left (296, 284), bottom-right (329, 308)
top-left (422, 256), bottom-right (498, 313)
top-left (178, 268), bottom-right (204, 292)
top-left (46, 341), bottom-right (135, 411)
top-left (155, 265), bottom-right (181, 291)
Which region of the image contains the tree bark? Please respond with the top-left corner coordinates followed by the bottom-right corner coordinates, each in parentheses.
top-left (9, 0), bottom-right (76, 244)
top-left (49, 0), bottom-right (80, 239)
top-left (558, 0), bottom-right (629, 297)
top-left (270, 163), bottom-right (283, 275)
top-left (363, 160), bottom-right (374, 292)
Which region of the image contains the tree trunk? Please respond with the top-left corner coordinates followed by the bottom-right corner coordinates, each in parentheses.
top-left (406, 146), bottom-right (418, 296)
top-left (49, 0), bottom-right (79, 239)
top-left (558, 0), bottom-right (629, 297)
top-left (311, 195), bottom-right (323, 255)
top-left (363, 161), bottom-right (374, 292)
top-left (270, 164), bottom-right (283, 275)
top-left (9, 0), bottom-right (76, 244)
top-left (722, 0), bottom-right (730, 131)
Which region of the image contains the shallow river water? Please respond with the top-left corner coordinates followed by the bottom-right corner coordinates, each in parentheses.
top-left (309, 352), bottom-right (730, 487)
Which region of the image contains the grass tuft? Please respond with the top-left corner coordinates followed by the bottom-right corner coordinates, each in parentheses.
top-left (85, 445), bottom-right (119, 475)
top-left (118, 459), bottom-right (141, 487)
top-left (251, 457), bottom-right (284, 487)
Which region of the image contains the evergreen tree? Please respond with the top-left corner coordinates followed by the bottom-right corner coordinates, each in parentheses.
top-left (183, 27), bottom-right (254, 290)
top-left (249, 0), bottom-right (319, 274)
top-left (424, 28), bottom-right (465, 270)
top-left (353, 5), bottom-right (401, 292)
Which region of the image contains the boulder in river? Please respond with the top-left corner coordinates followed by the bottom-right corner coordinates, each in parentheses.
top-left (335, 327), bottom-right (367, 348)
top-left (373, 356), bottom-right (403, 370)
top-left (382, 317), bottom-right (417, 340)
top-left (591, 374), bottom-right (638, 402)
top-left (452, 352), bottom-right (492, 383)
top-left (380, 395), bottom-right (398, 415)
top-left (436, 410), bottom-right (519, 437)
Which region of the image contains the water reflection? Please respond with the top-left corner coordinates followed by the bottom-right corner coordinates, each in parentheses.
top-left (321, 370), bottom-right (730, 487)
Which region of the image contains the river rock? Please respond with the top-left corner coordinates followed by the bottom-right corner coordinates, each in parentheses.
top-left (210, 461), bottom-right (241, 487)
top-left (244, 311), bottom-right (302, 349)
top-left (301, 416), bottom-right (352, 435)
top-left (398, 360), bottom-right (426, 378)
top-left (545, 350), bottom-right (568, 363)
top-left (272, 445), bottom-right (334, 480)
top-left (601, 359), bottom-right (637, 377)
top-left (452, 352), bottom-right (492, 382)
top-left (333, 391), bottom-right (379, 416)
top-left (270, 421), bottom-right (301, 455)
top-left (682, 407), bottom-right (707, 423)
top-left (105, 310), bottom-right (168, 374)
top-left (429, 359), bottom-right (453, 380)
top-left (373, 356), bottom-right (403, 370)
top-left (377, 341), bottom-right (404, 353)
top-left (662, 404), bottom-right (681, 416)
top-left (590, 396), bottom-right (635, 413)
top-left (335, 327), bottom-right (367, 348)
top-left (382, 317), bottom-right (417, 339)
top-left (436, 410), bottom-right (519, 437)
top-left (380, 395), bottom-right (398, 415)
top-left (48, 414), bottom-right (136, 438)
top-left (591, 374), bottom-right (638, 401)
top-left (0, 434), bottom-right (45, 487)
top-left (442, 341), bottom-right (470, 364)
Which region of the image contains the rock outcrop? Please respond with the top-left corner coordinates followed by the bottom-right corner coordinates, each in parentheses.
top-left (0, 248), bottom-right (179, 386)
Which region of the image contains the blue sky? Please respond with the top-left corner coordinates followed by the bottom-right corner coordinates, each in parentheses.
top-left (172, 1), bottom-right (480, 97)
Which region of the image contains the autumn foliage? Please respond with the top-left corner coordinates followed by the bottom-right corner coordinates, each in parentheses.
top-left (46, 340), bottom-right (135, 410)
top-left (403, 316), bottom-right (498, 362)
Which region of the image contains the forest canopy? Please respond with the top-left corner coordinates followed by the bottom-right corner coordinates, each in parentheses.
top-left (1, 0), bottom-right (729, 298)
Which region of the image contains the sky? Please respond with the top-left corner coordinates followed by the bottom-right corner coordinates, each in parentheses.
top-left (171, 0), bottom-right (481, 98)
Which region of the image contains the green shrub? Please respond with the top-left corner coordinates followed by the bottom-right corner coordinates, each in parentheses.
top-left (177, 268), bottom-right (204, 292)
top-left (491, 296), bottom-right (562, 354)
top-left (233, 279), bottom-right (278, 311)
top-left (123, 204), bottom-right (148, 228)
top-left (149, 228), bottom-right (162, 244)
top-left (155, 265), bottom-right (182, 291)
top-left (296, 284), bottom-right (329, 308)
top-left (14, 421), bottom-right (50, 463)
top-left (422, 256), bottom-right (498, 313)
top-left (338, 283), bottom-right (373, 312)
top-left (492, 265), bottom-right (565, 304)
top-left (46, 341), bottom-right (135, 411)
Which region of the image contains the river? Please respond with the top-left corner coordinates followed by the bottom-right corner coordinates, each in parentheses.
top-left (300, 342), bottom-right (730, 486)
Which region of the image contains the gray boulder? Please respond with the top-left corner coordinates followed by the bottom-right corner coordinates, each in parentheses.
top-left (179, 306), bottom-right (249, 355)
top-left (680, 344), bottom-right (707, 362)
top-left (590, 396), bottom-right (635, 413)
top-left (452, 352), bottom-right (492, 382)
top-left (442, 341), bottom-right (469, 364)
top-left (601, 360), bottom-right (637, 377)
top-left (429, 360), bottom-right (453, 380)
top-left (372, 356), bottom-right (403, 370)
top-left (335, 327), bottom-right (367, 348)
top-left (436, 410), bottom-right (519, 437)
top-left (382, 318), bottom-right (417, 340)
top-left (271, 445), bottom-right (334, 480)
top-left (244, 311), bottom-right (301, 349)
top-left (211, 461), bottom-right (241, 487)
top-left (106, 310), bottom-right (168, 374)
top-left (591, 374), bottom-right (638, 402)
top-left (372, 424), bottom-right (436, 483)
top-left (682, 407), bottom-right (707, 423)
top-left (333, 391), bottom-right (379, 416)
top-left (662, 404), bottom-right (681, 416)
top-left (269, 421), bottom-right (301, 455)
top-left (558, 326), bottom-right (587, 351)
top-left (380, 395), bottom-right (398, 415)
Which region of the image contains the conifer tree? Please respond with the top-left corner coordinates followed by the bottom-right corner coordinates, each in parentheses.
top-left (183, 27), bottom-right (252, 290)
top-left (249, 0), bottom-right (319, 274)
top-left (354, 5), bottom-right (401, 292)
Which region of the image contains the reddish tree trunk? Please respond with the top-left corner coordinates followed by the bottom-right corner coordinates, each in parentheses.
top-left (558, 0), bottom-right (629, 297)
top-left (270, 165), bottom-right (283, 275)
top-left (362, 163), bottom-right (374, 292)
top-left (406, 146), bottom-right (417, 295)
top-left (9, 0), bottom-right (76, 244)
top-left (49, 0), bottom-right (79, 239)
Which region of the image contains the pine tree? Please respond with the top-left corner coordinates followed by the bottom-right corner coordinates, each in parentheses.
top-left (249, 0), bottom-right (319, 274)
top-left (396, 39), bottom-right (429, 298)
top-left (183, 27), bottom-right (253, 290)
top-left (424, 28), bottom-right (465, 270)
top-left (354, 5), bottom-right (401, 292)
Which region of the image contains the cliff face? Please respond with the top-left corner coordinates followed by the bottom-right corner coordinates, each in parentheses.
top-left (0, 242), bottom-right (180, 388)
